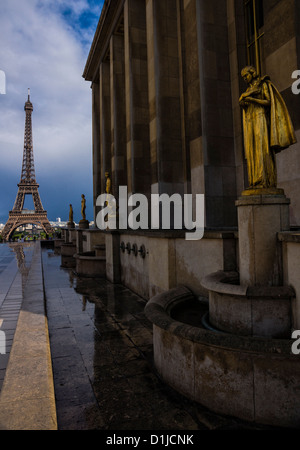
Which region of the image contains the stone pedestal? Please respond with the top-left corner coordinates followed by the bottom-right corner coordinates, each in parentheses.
top-left (201, 192), bottom-right (294, 339)
top-left (201, 271), bottom-right (293, 338)
top-left (94, 244), bottom-right (106, 257)
top-left (54, 238), bottom-right (64, 253)
top-left (236, 194), bottom-right (290, 287)
top-left (67, 221), bottom-right (75, 229)
top-left (74, 252), bottom-right (106, 278)
top-left (105, 232), bottom-right (121, 283)
top-left (79, 219), bottom-right (89, 229)
top-left (60, 242), bottom-right (77, 268)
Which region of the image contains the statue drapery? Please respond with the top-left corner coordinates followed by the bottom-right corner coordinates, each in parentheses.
top-left (240, 66), bottom-right (296, 190)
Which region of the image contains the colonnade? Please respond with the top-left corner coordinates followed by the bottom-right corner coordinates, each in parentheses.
top-left (88, 0), bottom-right (239, 228)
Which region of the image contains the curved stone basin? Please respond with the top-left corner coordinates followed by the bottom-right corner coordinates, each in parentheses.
top-left (60, 242), bottom-right (77, 268)
top-left (145, 285), bottom-right (300, 428)
top-left (201, 271), bottom-right (294, 338)
top-left (74, 251), bottom-right (106, 278)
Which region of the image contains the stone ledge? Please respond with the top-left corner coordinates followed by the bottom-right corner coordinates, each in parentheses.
top-left (106, 228), bottom-right (237, 239)
top-left (278, 231), bottom-right (300, 243)
top-left (201, 270), bottom-right (295, 298)
top-left (236, 194), bottom-right (290, 206)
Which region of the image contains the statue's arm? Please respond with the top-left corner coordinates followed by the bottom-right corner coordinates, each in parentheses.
top-left (244, 82), bottom-right (271, 107)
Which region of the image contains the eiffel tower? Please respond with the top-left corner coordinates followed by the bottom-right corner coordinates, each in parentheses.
top-left (2, 89), bottom-right (53, 241)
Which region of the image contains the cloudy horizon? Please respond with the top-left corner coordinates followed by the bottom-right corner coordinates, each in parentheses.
top-left (0, 0), bottom-right (104, 224)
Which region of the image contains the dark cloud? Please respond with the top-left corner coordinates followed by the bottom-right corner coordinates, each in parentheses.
top-left (0, 0), bottom-right (103, 224)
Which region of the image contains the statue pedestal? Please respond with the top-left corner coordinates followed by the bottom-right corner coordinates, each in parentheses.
top-left (67, 221), bottom-right (75, 229)
top-left (79, 219), bottom-right (89, 229)
top-left (236, 193), bottom-right (290, 286)
top-left (201, 192), bottom-right (294, 339)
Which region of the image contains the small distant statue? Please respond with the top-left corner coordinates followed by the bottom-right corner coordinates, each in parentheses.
top-left (68, 204), bottom-right (75, 228)
top-left (105, 172), bottom-right (111, 214)
top-left (104, 171), bottom-right (115, 227)
top-left (105, 171), bottom-right (111, 195)
top-left (239, 66), bottom-right (296, 190)
top-left (69, 204), bottom-right (73, 222)
top-left (81, 194), bottom-right (86, 220)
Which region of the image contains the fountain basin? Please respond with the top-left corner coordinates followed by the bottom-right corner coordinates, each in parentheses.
top-left (201, 271), bottom-right (294, 338)
top-left (60, 242), bottom-right (76, 268)
top-left (74, 251), bottom-right (106, 278)
top-left (145, 285), bottom-right (300, 428)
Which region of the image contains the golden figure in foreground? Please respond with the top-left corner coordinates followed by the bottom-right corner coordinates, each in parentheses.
top-left (239, 66), bottom-right (296, 193)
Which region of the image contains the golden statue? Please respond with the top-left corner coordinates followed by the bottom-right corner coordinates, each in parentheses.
top-left (69, 204), bottom-right (73, 222)
top-left (239, 66), bottom-right (296, 193)
top-left (105, 171), bottom-right (111, 195)
top-left (81, 194), bottom-right (86, 220)
top-left (104, 171), bottom-right (115, 227)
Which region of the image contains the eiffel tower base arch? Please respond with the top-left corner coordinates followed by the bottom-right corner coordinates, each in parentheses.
top-left (1, 212), bottom-right (53, 241)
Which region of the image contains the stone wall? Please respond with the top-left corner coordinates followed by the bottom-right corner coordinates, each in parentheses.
top-left (279, 232), bottom-right (300, 329)
top-left (83, 0), bottom-right (300, 300)
top-left (114, 231), bottom-right (237, 300)
top-left (84, 0), bottom-right (300, 226)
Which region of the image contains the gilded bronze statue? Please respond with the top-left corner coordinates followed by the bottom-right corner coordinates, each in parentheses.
top-left (81, 194), bottom-right (86, 220)
top-left (239, 66), bottom-right (296, 192)
top-left (105, 171), bottom-right (111, 195)
top-left (69, 204), bottom-right (73, 222)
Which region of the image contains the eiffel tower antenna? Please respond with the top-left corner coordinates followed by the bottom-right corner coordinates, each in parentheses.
top-left (1, 91), bottom-right (53, 241)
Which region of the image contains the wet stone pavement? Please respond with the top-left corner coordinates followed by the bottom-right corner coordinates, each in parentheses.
top-left (0, 243), bottom-right (34, 391)
top-left (42, 246), bottom-right (273, 431)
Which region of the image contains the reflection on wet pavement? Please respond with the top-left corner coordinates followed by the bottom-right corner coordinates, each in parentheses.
top-left (42, 247), bottom-right (271, 431)
top-left (0, 242), bottom-right (35, 391)
top-left (43, 247), bottom-right (206, 430)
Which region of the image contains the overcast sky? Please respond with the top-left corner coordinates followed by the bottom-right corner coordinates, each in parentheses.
top-left (0, 0), bottom-right (104, 224)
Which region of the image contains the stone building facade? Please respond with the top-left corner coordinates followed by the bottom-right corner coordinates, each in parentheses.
top-left (80, 0), bottom-right (300, 427)
top-left (83, 0), bottom-right (300, 317)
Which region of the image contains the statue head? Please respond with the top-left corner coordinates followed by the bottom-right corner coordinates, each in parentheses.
top-left (105, 172), bottom-right (109, 178)
top-left (241, 65), bottom-right (258, 85)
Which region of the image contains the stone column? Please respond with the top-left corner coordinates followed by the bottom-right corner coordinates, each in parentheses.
top-left (146, 0), bottom-right (185, 197)
top-left (236, 194), bottom-right (290, 286)
top-left (105, 232), bottom-right (121, 283)
top-left (124, 0), bottom-right (151, 198)
top-left (196, 0), bottom-right (237, 228)
top-left (92, 82), bottom-right (101, 223)
top-left (76, 229), bottom-right (83, 254)
top-left (110, 33), bottom-right (127, 199)
top-left (99, 60), bottom-right (112, 194)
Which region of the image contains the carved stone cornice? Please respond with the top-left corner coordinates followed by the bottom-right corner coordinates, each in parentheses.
top-left (83, 0), bottom-right (125, 83)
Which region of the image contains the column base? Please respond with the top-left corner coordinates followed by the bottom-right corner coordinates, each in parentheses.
top-left (241, 187), bottom-right (284, 196)
top-left (79, 219), bottom-right (89, 229)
